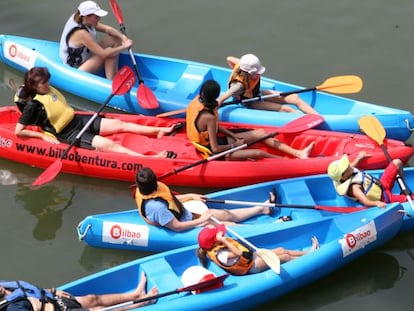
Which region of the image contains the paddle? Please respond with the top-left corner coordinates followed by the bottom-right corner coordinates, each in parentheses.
top-left (156, 75), bottom-right (363, 118)
top-left (100, 273), bottom-right (229, 311)
top-left (358, 115), bottom-right (414, 211)
top-left (210, 216), bottom-right (281, 274)
top-left (109, 0), bottom-right (159, 109)
top-left (182, 200), bottom-right (280, 274)
top-left (31, 66), bottom-right (136, 187)
top-left (158, 114), bottom-right (324, 180)
top-left (205, 198), bottom-right (367, 213)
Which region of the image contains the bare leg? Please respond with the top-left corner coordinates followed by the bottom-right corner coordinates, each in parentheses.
top-left (78, 272), bottom-right (158, 310)
top-left (236, 129), bottom-right (314, 159)
top-left (275, 236), bottom-right (319, 262)
top-left (99, 118), bottom-right (177, 138)
top-left (210, 204), bottom-right (272, 224)
top-left (92, 135), bottom-right (169, 158)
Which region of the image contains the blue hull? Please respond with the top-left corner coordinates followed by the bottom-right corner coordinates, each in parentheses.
top-left (0, 34), bottom-right (412, 141)
top-left (210, 167), bottom-right (414, 232)
top-left (61, 205), bottom-right (403, 310)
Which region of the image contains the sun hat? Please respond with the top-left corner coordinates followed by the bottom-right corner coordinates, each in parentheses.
top-left (239, 54), bottom-right (266, 75)
top-left (327, 154), bottom-right (350, 182)
top-left (78, 1), bottom-right (108, 17)
top-left (198, 224), bottom-right (226, 250)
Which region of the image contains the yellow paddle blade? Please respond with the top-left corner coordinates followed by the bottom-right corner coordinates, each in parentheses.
top-left (316, 75), bottom-right (363, 94)
top-left (256, 248), bottom-right (281, 274)
top-left (358, 115), bottom-right (386, 146)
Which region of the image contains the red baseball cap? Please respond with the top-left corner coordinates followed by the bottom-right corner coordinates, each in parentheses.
top-left (198, 224), bottom-right (226, 250)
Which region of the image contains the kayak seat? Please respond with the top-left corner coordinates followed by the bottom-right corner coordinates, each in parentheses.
top-left (169, 65), bottom-right (211, 100)
top-left (140, 259), bottom-right (183, 294)
top-left (191, 141), bottom-right (212, 159)
top-left (276, 180), bottom-right (316, 206)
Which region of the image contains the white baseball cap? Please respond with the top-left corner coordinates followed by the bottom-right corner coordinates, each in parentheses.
top-left (78, 1), bottom-right (108, 17)
top-left (239, 54), bottom-right (266, 75)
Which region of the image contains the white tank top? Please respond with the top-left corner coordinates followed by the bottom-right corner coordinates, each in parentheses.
top-left (59, 14), bottom-right (96, 65)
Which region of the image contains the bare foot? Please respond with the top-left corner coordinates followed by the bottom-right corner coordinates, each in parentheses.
top-left (142, 287), bottom-right (158, 306)
top-left (157, 125), bottom-right (175, 138)
top-left (131, 272), bottom-right (159, 307)
top-left (262, 191), bottom-right (276, 215)
top-left (296, 142), bottom-right (315, 159)
top-left (152, 151), bottom-right (177, 158)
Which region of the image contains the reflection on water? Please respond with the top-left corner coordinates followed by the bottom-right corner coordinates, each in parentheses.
top-left (15, 182), bottom-right (75, 241)
top-left (78, 246), bottom-right (152, 273)
top-left (261, 252), bottom-right (403, 310)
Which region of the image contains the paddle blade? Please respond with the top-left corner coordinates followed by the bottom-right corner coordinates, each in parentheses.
top-left (179, 273), bottom-right (229, 293)
top-left (256, 248), bottom-right (281, 274)
top-left (358, 115), bottom-right (386, 146)
top-left (137, 83), bottom-right (159, 109)
top-left (32, 160), bottom-right (63, 187)
top-left (316, 75), bottom-right (363, 94)
top-left (109, 0), bottom-right (124, 25)
top-left (113, 66), bottom-right (136, 95)
top-left (183, 200), bottom-right (209, 214)
top-left (278, 114), bottom-right (324, 134)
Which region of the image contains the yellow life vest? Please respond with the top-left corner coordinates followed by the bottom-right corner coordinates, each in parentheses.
top-left (228, 64), bottom-right (261, 98)
top-left (186, 96), bottom-right (219, 147)
top-left (335, 170), bottom-right (383, 201)
top-left (33, 86), bottom-right (74, 133)
top-left (207, 238), bottom-right (254, 275)
top-left (134, 181), bottom-right (184, 226)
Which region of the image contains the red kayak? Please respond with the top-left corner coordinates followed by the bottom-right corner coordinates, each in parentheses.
top-left (0, 106), bottom-right (411, 188)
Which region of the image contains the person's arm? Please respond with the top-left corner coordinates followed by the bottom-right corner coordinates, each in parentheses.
top-left (163, 212), bottom-right (211, 232)
top-left (14, 105), bottom-right (60, 144)
top-left (96, 22), bottom-right (128, 43)
top-left (350, 151), bottom-right (371, 168)
top-left (217, 83), bottom-right (244, 107)
top-left (349, 184), bottom-right (386, 208)
top-left (216, 233), bottom-right (243, 257)
top-left (77, 28), bottom-right (132, 59)
top-left (201, 113), bottom-right (239, 153)
top-left (226, 56), bottom-right (240, 69)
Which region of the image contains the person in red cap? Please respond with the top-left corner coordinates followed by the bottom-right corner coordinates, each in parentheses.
top-left (217, 54), bottom-right (319, 115)
top-left (196, 224), bottom-right (319, 275)
top-left (59, 1), bottom-right (133, 79)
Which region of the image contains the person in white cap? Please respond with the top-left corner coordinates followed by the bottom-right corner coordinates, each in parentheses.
top-left (327, 150), bottom-right (412, 208)
top-left (217, 54), bottom-right (319, 115)
top-left (59, 1), bottom-right (133, 79)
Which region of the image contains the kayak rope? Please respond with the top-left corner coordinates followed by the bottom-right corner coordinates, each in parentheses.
top-left (76, 222), bottom-right (91, 241)
top-left (404, 119), bottom-right (414, 132)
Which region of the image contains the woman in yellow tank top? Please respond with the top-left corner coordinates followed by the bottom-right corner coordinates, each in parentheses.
top-left (14, 67), bottom-right (178, 158)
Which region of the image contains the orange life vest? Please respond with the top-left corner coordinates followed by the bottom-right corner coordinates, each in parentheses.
top-left (134, 182), bottom-right (184, 226)
top-left (186, 95), bottom-right (219, 147)
top-left (228, 64), bottom-right (261, 99)
top-left (207, 238), bottom-right (254, 275)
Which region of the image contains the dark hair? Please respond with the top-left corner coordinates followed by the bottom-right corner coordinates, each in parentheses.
top-left (199, 80), bottom-right (220, 109)
top-left (135, 167), bottom-right (158, 195)
top-left (20, 67), bottom-right (51, 101)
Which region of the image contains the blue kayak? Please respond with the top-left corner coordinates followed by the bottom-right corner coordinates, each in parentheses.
top-left (77, 167), bottom-right (414, 252)
top-left (209, 167), bottom-right (414, 232)
top-left (62, 204), bottom-right (403, 311)
top-left (0, 34), bottom-right (412, 141)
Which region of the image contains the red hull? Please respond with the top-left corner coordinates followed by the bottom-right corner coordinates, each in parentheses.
top-left (0, 106), bottom-right (412, 188)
